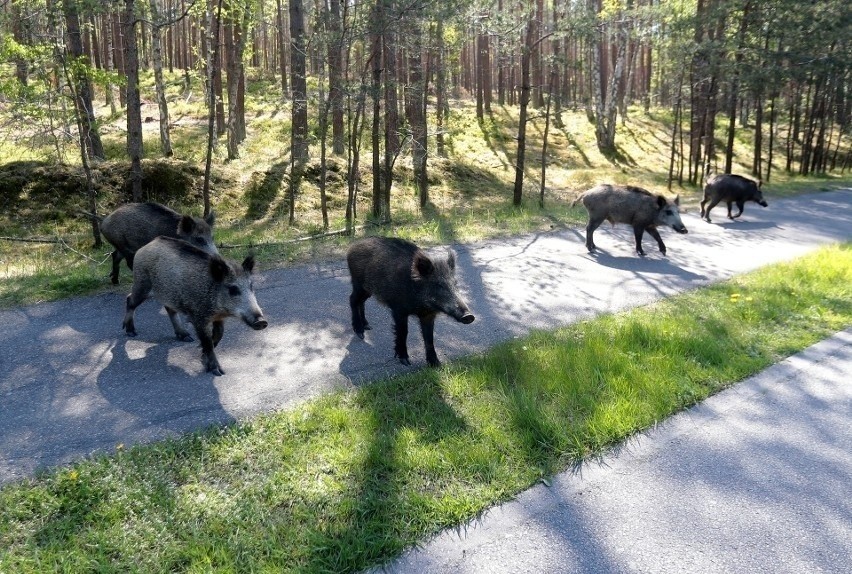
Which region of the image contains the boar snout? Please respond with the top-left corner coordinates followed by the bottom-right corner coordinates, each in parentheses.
top-left (242, 313), bottom-right (268, 330)
top-left (674, 224), bottom-right (688, 234)
top-left (459, 313), bottom-right (475, 324)
top-left (758, 200), bottom-right (768, 207)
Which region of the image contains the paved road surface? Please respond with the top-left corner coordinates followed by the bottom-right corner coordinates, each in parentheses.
top-left (1, 190), bottom-right (850, 484)
top-left (375, 328), bottom-right (852, 574)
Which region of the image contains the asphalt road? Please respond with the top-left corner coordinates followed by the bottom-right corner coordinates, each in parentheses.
top-left (1, 190), bottom-right (850, 484)
top-left (375, 328), bottom-right (852, 574)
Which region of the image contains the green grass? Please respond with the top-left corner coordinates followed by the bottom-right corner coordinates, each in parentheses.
top-left (2, 244), bottom-right (850, 573)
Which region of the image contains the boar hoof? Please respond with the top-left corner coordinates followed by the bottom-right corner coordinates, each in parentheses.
top-left (177, 334), bottom-right (194, 342)
top-left (398, 356), bottom-right (411, 366)
top-left (363, 322), bottom-right (372, 330)
top-left (354, 330), bottom-right (365, 340)
top-left (210, 367), bottom-right (225, 376)
top-left (427, 358), bottom-right (442, 368)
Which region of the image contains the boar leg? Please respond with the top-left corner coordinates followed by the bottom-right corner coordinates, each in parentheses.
top-left (419, 313), bottom-right (440, 367)
top-left (632, 226), bottom-right (647, 256)
top-left (349, 285), bottom-right (372, 338)
top-left (212, 320), bottom-right (225, 347)
top-left (194, 322), bottom-right (224, 376)
top-left (110, 250), bottom-right (124, 285)
top-left (392, 309), bottom-right (411, 366)
top-left (702, 197), bottom-right (722, 222)
top-left (731, 201), bottom-right (745, 219)
top-left (122, 278), bottom-right (152, 336)
top-left (699, 196), bottom-right (709, 219)
top-left (166, 307), bottom-right (194, 342)
top-left (645, 227), bottom-right (667, 255)
top-left (585, 217), bottom-right (605, 252)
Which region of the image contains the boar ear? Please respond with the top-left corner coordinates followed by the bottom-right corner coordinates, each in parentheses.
top-left (412, 251), bottom-right (434, 279)
top-left (446, 248), bottom-right (457, 271)
top-left (242, 254), bottom-right (256, 274)
top-left (205, 210), bottom-right (216, 227)
top-left (179, 215), bottom-right (195, 234)
top-left (673, 194), bottom-right (680, 206)
top-left (656, 195), bottom-right (667, 209)
top-left (209, 257), bottom-right (230, 283)
top-left (757, 180), bottom-right (763, 189)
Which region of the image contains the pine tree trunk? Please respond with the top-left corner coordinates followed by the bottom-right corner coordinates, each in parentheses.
top-left (381, 0), bottom-right (399, 222)
top-left (148, 0), bottom-right (173, 157)
top-left (329, 0), bottom-right (345, 155)
top-left (289, 0), bottom-right (309, 164)
top-left (407, 27), bottom-right (428, 208)
top-left (371, 2), bottom-right (383, 219)
top-left (124, 0), bottom-right (143, 201)
top-left (63, 0), bottom-right (106, 160)
top-left (276, 0), bottom-right (288, 96)
top-left (513, 23), bottom-right (532, 206)
top-left (435, 19), bottom-right (446, 158)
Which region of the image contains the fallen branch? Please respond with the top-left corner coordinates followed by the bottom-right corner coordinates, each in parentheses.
top-left (58, 239), bottom-right (112, 265)
top-left (218, 224), bottom-right (368, 250)
top-left (0, 236), bottom-right (65, 244)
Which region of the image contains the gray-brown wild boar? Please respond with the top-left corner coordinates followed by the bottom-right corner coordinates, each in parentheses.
top-left (347, 237), bottom-right (475, 367)
top-left (122, 237), bottom-right (267, 376)
top-left (100, 202), bottom-right (217, 284)
top-left (700, 173), bottom-right (768, 222)
top-left (574, 184), bottom-right (688, 256)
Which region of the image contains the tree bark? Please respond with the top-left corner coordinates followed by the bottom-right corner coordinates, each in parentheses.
top-left (435, 18), bottom-right (447, 157)
top-left (276, 0), bottom-right (288, 96)
top-left (406, 26), bottom-right (428, 208)
top-left (328, 0), bottom-right (345, 155)
top-left (202, 0), bottom-right (224, 217)
top-left (513, 22), bottom-right (533, 206)
top-left (289, 0), bottom-right (309, 165)
top-left (148, 0), bottom-right (173, 157)
top-left (63, 0), bottom-right (105, 160)
top-left (124, 0), bottom-right (143, 201)
top-left (381, 0), bottom-right (399, 222)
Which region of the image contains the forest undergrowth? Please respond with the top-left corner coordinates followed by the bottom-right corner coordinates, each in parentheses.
top-left (1, 71), bottom-right (850, 308)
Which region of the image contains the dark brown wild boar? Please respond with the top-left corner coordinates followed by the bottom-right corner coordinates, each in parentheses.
top-left (122, 237), bottom-right (267, 376)
top-left (347, 237), bottom-right (475, 367)
top-left (573, 184), bottom-right (688, 256)
top-left (700, 173), bottom-right (768, 223)
top-left (99, 202), bottom-right (217, 284)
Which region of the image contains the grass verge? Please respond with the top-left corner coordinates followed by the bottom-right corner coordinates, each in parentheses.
top-left (1, 244), bottom-right (851, 572)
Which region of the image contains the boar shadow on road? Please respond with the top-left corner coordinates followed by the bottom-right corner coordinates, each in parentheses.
top-left (97, 339), bottom-right (235, 434)
top-left (706, 220), bottom-right (778, 231)
top-left (588, 250), bottom-right (706, 280)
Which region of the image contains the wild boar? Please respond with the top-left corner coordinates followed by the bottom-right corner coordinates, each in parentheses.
top-left (573, 184), bottom-right (688, 256)
top-left (347, 236), bottom-right (475, 367)
top-left (700, 173), bottom-right (768, 222)
top-left (99, 202), bottom-right (217, 284)
top-left (122, 237), bottom-right (267, 376)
